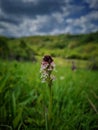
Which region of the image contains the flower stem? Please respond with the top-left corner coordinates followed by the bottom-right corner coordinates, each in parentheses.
top-left (49, 84), bottom-right (52, 119)
top-left (48, 80), bottom-right (52, 130)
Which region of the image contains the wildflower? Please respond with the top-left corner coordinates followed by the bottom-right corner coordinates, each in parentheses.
top-left (40, 55), bottom-right (55, 83)
top-left (40, 55), bottom-right (55, 127)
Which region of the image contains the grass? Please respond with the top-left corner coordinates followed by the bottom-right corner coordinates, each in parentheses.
top-left (0, 31), bottom-right (98, 61)
top-left (0, 59), bottom-right (98, 130)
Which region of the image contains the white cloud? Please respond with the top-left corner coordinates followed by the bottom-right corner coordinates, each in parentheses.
top-left (50, 28), bottom-right (65, 35)
top-left (62, 4), bottom-right (84, 14)
top-left (0, 21), bottom-right (20, 36)
top-left (1, 9), bottom-right (98, 37)
top-left (22, 0), bottom-right (39, 4)
top-left (85, 0), bottom-right (98, 9)
top-left (66, 10), bottom-right (98, 33)
top-left (63, 0), bottom-right (73, 4)
top-left (0, 15), bottom-right (51, 37)
top-left (0, 0), bottom-right (98, 37)
top-left (50, 25), bottom-right (78, 35)
top-left (51, 4), bottom-right (84, 24)
top-left (86, 11), bottom-right (98, 21)
top-left (51, 12), bottom-right (64, 23)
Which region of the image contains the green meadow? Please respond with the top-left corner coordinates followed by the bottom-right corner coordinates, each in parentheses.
top-left (0, 32), bottom-right (98, 130)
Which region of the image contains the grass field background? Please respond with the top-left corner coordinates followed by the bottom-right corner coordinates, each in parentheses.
top-left (0, 32), bottom-right (98, 129)
top-left (0, 58), bottom-right (98, 130)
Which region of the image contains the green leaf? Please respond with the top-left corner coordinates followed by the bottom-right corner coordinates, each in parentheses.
top-left (13, 107), bottom-right (23, 129)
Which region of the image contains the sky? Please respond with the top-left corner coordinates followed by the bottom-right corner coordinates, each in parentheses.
top-left (0, 0), bottom-right (98, 37)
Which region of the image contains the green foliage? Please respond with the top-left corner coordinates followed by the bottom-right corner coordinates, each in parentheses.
top-left (79, 32), bottom-right (98, 44)
top-left (0, 36), bottom-right (9, 59)
top-left (0, 60), bottom-right (98, 130)
top-left (87, 57), bottom-right (98, 70)
top-left (0, 32), bottom-right (98, 129)
top-left (0, 32), bottom-right (98, 61)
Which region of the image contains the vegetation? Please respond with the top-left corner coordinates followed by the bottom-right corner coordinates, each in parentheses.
top-left (0, 59), bottom-right (98, 130)
top-left (0, 32), bottom-right (98, 129)
top-left (0, 31), bottom-right (98, 61)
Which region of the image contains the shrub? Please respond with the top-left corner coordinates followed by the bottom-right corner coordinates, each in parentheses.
top-left (88, 57), bottom-right (98, 70)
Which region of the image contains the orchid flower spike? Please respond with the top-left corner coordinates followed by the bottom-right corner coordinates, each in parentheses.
top-left (40, 55), bottom-right (55, 83)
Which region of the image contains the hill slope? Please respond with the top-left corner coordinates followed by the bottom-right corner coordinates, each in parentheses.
top-left (0, 32), bottom-right (98, 61)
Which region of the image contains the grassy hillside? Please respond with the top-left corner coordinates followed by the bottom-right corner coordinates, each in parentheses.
top-left (0, 32), bottom-right (98, 69)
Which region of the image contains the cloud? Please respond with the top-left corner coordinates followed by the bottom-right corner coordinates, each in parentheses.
top-left (0, 15), bottom-right (51, 37)
top-left (51, 12), bottom-right (65, 23)
top-left (0, 0), bottom-right (98, 37)
top-left (84, 0), bottom-right (98, 9)
top-left (22, 0), bottom-right (39, 4)
top-left (0, 0), bottom-right (64, 17)
top-left (66, 10), bottom-right (98, 33)
top-left (87, 11), bottom-right (98, 21)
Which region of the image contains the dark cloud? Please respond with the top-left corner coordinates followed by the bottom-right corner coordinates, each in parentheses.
top-left (0, 0), bottom-right (65, 17)
top-left (0, 24), bottom-right (7, 30)
top-left (0, 0), bottom-right (98, 37)
top-left (0, 17), bottom-right (21, 25)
